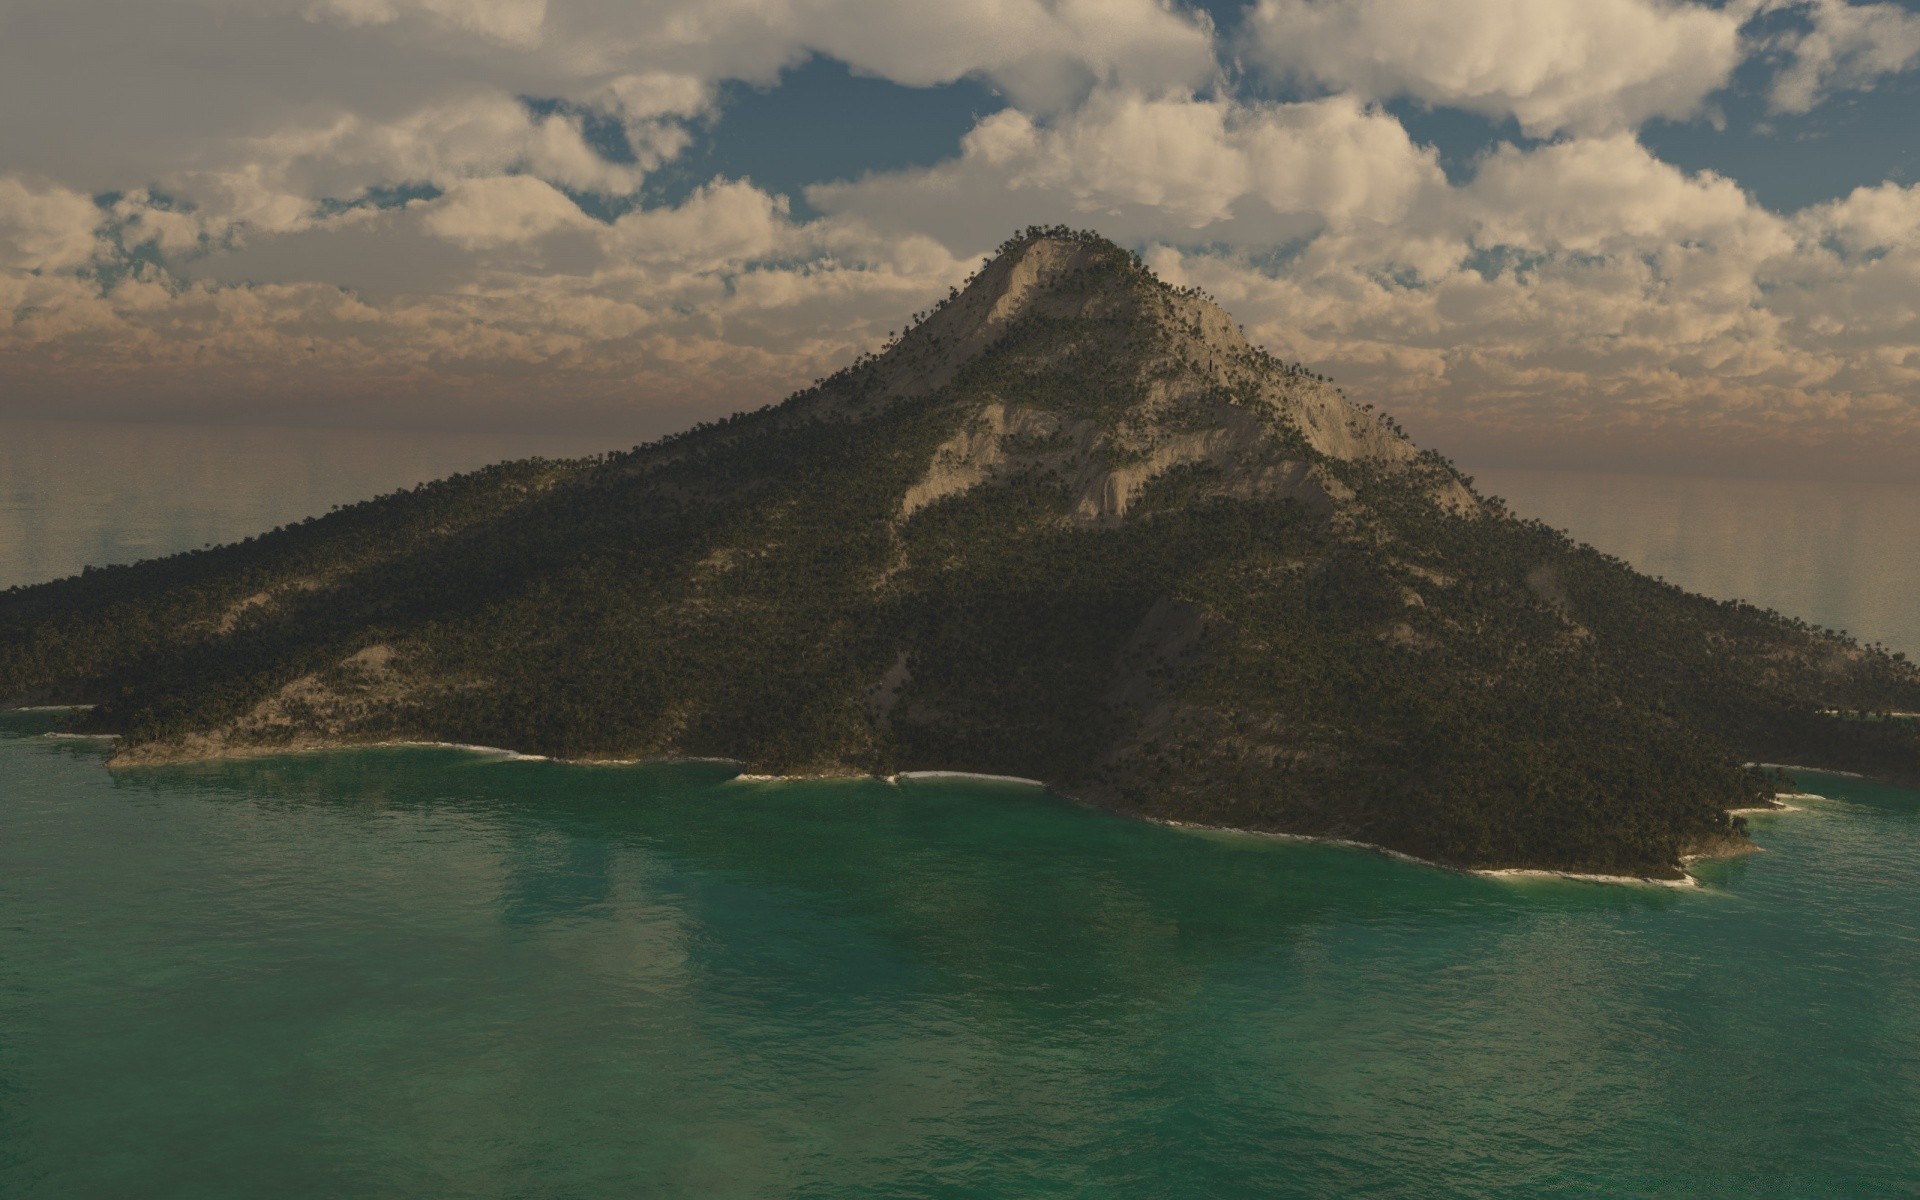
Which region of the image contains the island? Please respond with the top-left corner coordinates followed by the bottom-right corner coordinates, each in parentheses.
top-left (6, 228), bottom-right (1918, 880)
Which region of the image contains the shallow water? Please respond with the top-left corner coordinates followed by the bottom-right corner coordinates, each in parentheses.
top-left (2, 719), bottom-right (1918, 1197)
top-left (4, 430), bottom-right (1920, 1196)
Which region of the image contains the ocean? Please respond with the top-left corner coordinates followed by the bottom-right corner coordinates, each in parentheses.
top-left (3, 421), bottom-right (1918, 1197)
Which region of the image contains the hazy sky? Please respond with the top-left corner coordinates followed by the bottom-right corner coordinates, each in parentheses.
top-left (3, 0), bottom-right (1918, 476)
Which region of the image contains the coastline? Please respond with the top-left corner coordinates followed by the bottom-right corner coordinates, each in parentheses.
top-left (730, 769), bottom-right (1050, 786)
top-left (1730, 792), bottom-right (1825, 814)
top-left (890, 770), bottom-right (1048, 787)
top-left (97, 735), bottom-right (562, 767)
top-left (729, 770), bottom-right (863, 782)
top-left (388, 740), bottom-right (552, 761)
top-left (1749, 761), bottom-right (1865, 778)
top-left (1475, 866), bottom-right (1698, 889)
top-left (1147, 816), bottom-right (1703, 889)
top-left (21, 726), bottom-right (1850, 889)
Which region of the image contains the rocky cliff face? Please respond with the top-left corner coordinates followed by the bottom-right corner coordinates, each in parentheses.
top-left (842, 234), bottom-right (1425, 463)
top-left (814, 231), bottom-right (1468, 527)
top-left (6, 228), bottom-right (1918, 878)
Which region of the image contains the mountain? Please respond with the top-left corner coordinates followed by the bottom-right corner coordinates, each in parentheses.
top-left (5, 227), bottom-right (1918, 878)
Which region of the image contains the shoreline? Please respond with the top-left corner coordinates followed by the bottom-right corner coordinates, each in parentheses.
top-left (1730, 792), bottom-right (1825, 814)
top-left (1475, 866), bottom-right (1698, 889)
top-left (730, 770), bottom-right (1049, 787)
top-left (27, 729), bottom-right (1854, 889)
top-left (1748, 761), bottom-right (1866, 778)
top-left (1147, 816), bottom-right (1702, 888)
top-left (381, 740), bottom-right (554, 761)
top-left (729, 771), bottom-right (863, 783)
top-left (96, 736), bottom-right (562, 767)
top-left (890, 770), bottom-right (1047, 787)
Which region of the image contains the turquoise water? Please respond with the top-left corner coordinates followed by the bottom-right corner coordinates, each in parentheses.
top-left (3, 719), bottom-right (1920, 1197)
top-left (5, 430), bottom-right (1920, 1196)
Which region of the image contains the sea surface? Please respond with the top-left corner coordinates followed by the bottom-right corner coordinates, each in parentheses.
top-left (0, 418), bottom-right (612, 592)
top-left (3, 422), bottom-right (1919, 1197)
top-left (1468, 464), bottom-right (1920, 660)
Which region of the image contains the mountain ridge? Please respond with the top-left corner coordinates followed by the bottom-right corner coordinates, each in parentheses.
top-left (5, 226), bottom-right (1917, 879)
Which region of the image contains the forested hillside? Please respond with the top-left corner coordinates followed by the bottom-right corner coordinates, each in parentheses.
top-left (6, 228), bottom-right (1917, 878)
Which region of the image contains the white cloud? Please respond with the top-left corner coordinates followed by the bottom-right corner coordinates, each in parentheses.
top-left (419, 175), bottom-right (597, 248)
top-left (306, 0), bottom-right (551, 45)
top-left (0, 169), bottom-right (977, 432)
top-left (987, 96), bottom-right (1252, 225)
top-left (532, 0), bottom-right (1218, 111)
top-left (294, 0), bottom-right (1215, 111)
top-left (604, 179), bottom-right (789, 269)
top-left (12, 77), bottom-right (1918, 470)
top-left (1765, 0), bottom-right (1920, 112)
top-left (0, 179), bottom-right (103, 272)
top-left (248, 93), bottom-right (651, 202)
top-left (107, 91), bottom-right (665, 261)
top-left (1463, 134), bottom-right (1777, 256)
top-left (600, 72), bottom-right (713, 122)
top-left (0, 0), bottom-right (1212, 202)
top-left (811, 91), bottom-right (1444, 247)
top-left (1241, 97), bottom-right (1446, 227)
top-left (1245, 0), bottom-right (1747, 135)
top-left (4, 0), bottom-right (1919, 473)
top-left (1802, 179), bottom-right (1920, 252)
top-left (1139, 139), bottom-right (1920, 469)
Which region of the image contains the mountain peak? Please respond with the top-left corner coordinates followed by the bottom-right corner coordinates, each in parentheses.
top-left (832, 229), bottom-right (1149, 405)
top-left (8, 226), bottom-right (1919, 879)
top-left (817, 228), bottom-right (1427, 486)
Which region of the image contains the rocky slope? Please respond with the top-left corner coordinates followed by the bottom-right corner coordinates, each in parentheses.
top-left (5, 228), bottom-right (1917, 878)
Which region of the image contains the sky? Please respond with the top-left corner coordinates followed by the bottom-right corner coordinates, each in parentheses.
top-left (2, 0), bottom-right (1919, 477)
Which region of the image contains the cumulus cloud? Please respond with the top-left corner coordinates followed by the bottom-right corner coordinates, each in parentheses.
top-left (532, 0), bottom-right (1218, 111)
top-left (307, 0), bottom-right (552, 45)
top-left (1137, 137), bottom-right (1920, 472)
top-left (0, 165), bottom-right (974, 433)
top-left (293, 0), bottom-right (1214, 111)
top-left (1462, 134), bottom-right (1776, 255)
top-left (0, 0), bottom-right (1209, 200)
top-left (1763, 0), bottom-right (1920, 112)
top-left (3, 0), bottom-right (1920, 474)
top-left (1805, 179), bottom-right (1920, 253)
top-left (242, 93), bottom-right (654, 206)
top-left (73, 88), bottom-right (684, 272)
top-left (0, 179), bottom-right (102, 272)
top-left (811, 91), bottom-right (1445, 248)
top-left (419, 175), bottom-right (598, 248)
top-left (1244, 0), bottom-right (1747, 135)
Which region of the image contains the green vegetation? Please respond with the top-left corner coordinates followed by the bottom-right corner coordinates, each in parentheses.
top-left (4, 228), bottom-right (1917, 878)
